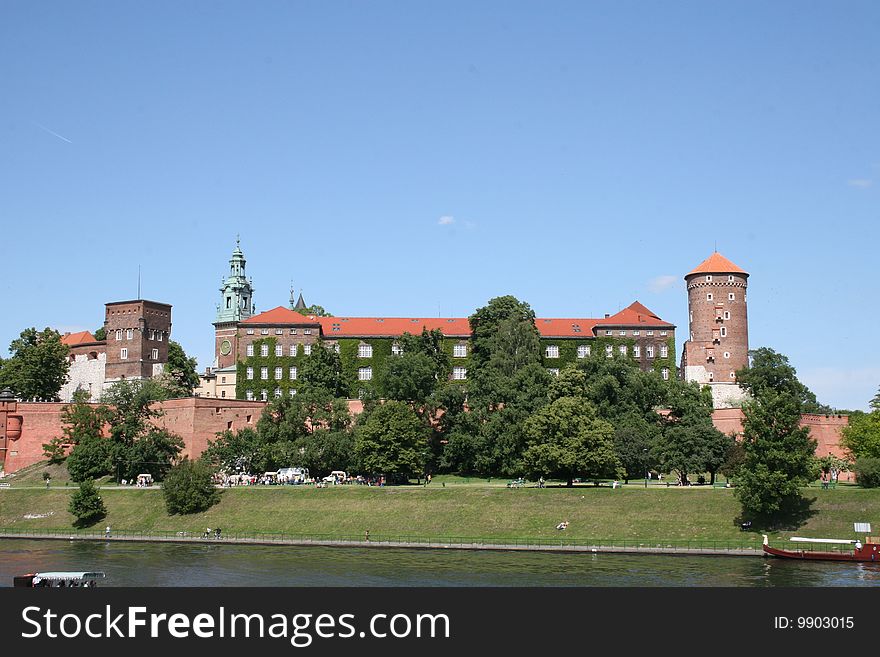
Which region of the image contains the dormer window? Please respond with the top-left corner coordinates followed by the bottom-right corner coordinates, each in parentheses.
top-left (706, 275), bottom-right (713, 282)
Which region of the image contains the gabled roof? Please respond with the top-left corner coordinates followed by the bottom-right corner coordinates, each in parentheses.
top-left (534, 319), bottom-right (599, 337)
top-left (61, 331), bottom-right (99, 346)
top-left (241, 306), bottom-right (321, 325)
top-left (687, 252), bottom-right (748, 277)
top-left (593, 301), bottom-right (675, 328)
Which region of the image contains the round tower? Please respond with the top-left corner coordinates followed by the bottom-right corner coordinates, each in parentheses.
top-left (681, 252), bottom-right (749, 407)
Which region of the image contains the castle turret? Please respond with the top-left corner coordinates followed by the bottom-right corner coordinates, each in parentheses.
top-left (681, 252), bottom-right (749, 408)
top-left (214, 239), bottom-right (255, 368)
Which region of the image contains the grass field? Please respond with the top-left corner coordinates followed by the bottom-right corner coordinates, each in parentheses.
top-left (2, 479), bottom-right (878, 544)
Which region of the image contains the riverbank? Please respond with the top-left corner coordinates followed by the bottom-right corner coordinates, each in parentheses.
top-left (2, 484), bottom-right (878, 545)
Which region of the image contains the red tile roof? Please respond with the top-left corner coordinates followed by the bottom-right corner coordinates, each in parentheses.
top-left (594, 301), bottom-right (675, 328)
top-left (61, 331), bottom-right (98, 346)
top-left (687, 252), bottom-right (748, 277)
top-left (242, 303), bottom-right (671, 338)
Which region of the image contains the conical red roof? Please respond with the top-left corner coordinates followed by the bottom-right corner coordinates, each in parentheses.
top-left (687, 252), bottom-right (748, 277)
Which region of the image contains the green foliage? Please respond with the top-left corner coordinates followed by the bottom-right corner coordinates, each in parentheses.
top-left (162, 340), bottom-right (200, 397)
top-left (117, 428), bottom-right (184, 482)
top-left (719, 441), bottom-right (747, 482)
top-left (469, 295), bottom-right (537, 371)
top-left (355, 400), bottom-right (428, 481)
top-left (522, 397), bottom-right (622, 485)
top-left (653, 420), bottom-right (731, 485)
top-left (68, 479), bottom-right (107, 527)
top-left (300, 340), bottom-right (349, 398)
top-left (853, 457), bottom-right (880, 488)
top-left (0, 327), bottom-right (70, 401)
top-left (66, 436), bottom-right (112, 482)
top-left (43, 396), bottom-right (109, 463)
top-left (295, 430), bottom-right (355, 478)
top-left (295, 304), bottom-right (331, 317)
top-left (840, 409), bottom-right (880, 460)
top-left (93, 327), bottom-right (107, 341)
top-left (612, 413), bottom-right (660, 482)
top-left (381, 329), bottom-right (450, 404)
top-left (736, 347), bottom-right (831, 414)
top-left (735, 390), bottom-right (819, 519)
top-left (162, 459), bottom-right (220, 515)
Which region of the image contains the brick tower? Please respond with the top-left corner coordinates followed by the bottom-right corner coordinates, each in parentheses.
top-left (104, 300), bottom-right (173, 384)
top-left (681, 252), bottom-right (749, 408)
top-left (213, 239), bottom-right (255, 369)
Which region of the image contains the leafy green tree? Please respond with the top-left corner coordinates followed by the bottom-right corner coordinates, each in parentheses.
top-left (653, 420), bottom-right (731, 485)
top-left (93, 327), bottom-right (107, 341)
top-left (719, 441), bottom-right (747, 483)
top-left (294, 304), bottom-right (331, 317)
top-left (301, 340), bottom-right (348, 397)
top-left (66, 436), bottom-right (112, 482)
top-left (162, 459), bottom-right (220, 515)
top-left (612, 413), bottom-right (660, 483)
top-left (118, 428), bottom-right (184, 482)
top-left (0, 327), bottom-right (69, 401)
top-left (853, 457), bottom-right (880, 488)
top-left (296, 430), bottom-right (355, 478)
top-left (203, 427), bottom-right (265, 474)
top-left (735, 390), bottom-right (818, 520)
top-left (43, 392), bottom-right (109, 463)
top-left (523, 397), bottom-right (621, 486)
top-left (355, 401), bottom-right (428, 482)
top-left (161, 340), bottom-right (200, 397)
top-left (381, 329), bottom-right (450, 404)
top-left (68, 479), bottom-right (107, 527)
top-left (737, 347), bottom-right (831, 414)
top-left (840, 408), bottom-right (880, 460)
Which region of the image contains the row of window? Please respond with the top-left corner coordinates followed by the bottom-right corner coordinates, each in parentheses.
top-left (247, 366), bottom-right (299, 381)
top-left (602, 329), bottom-right (668, 337)
top-left (114, 328), bottom-right (165, 341)
top-left (118, 348), bottom-right (160, 360)
top-left (706, 293), bottom-right (741, 302)
top-left (242, 342), bottom-right (468, 359)
top-left (545, 366), bottom-right (670, 379)
top-left (548, 344), bottom-right (669, 359)
top-left (704, 275), bottom-right (738, 283)
top-left (245, 389), bottom-right (297, 401)
top-left (247, 343), bottom-right (316, 357)
top-left (247, 328), bottom-right (313, 336)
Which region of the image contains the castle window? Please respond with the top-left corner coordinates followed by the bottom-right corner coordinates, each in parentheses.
top-left (545, 345), bottom-right (559, 359)
top-left (619, 345), bottom-right (627, 356)
top-left (358, 367), bottom-right (373, 381)
top-left (708, 372), bottom-right (714, 382)
top-left (730, 372), bottom-right (736, 379)
top-left (221, 377), bottom-right (226, 383)
top-left (646, 331), bottom-right (654, 336)
top-left (548, 368), bottom-right (560, 377)
top-left (157, 332), bottom-right (162, 342)
top-left (274, 367), bottom-right (282, 380)
top-left (274, 388), bottom-right (282, 398)
top-left (304, 329), bottom-right (312, 335)
top-left (633, 345), bottom-right (641, 358)
top-left (261, 329), bottom-right (269, 335)
top-left (333, 343), bottom-right (340, 353)
top-left (724, 352), bottom-right (730, 359)
top-left (633, 330), bottom-right (640, 336)
top-left (116, 329), bottom-right (122, 340)
top-left (246, 390), bottom-right (254, 401)
top-left (303, 344), bottom-right (312, 356)
top-left (261, 367), bottom-right (268, 380)
top-left (289, 367), bottom-right (297, 380)
top-left (728, 276), bottom-right (734, 282)
top-left (247, 344), bottom-right (254, 357)
top-left (605, 330), bottom-right (613, 336)
top-left (151, 348), bottom-right (159, 360)
top-left (452, 366), bottom-right (467, 380)
top-left (275, 345), bottom-right (283, 357)
top-left (275, 329), bottom-right (283, 335)
top-left (728, 293), bottom-right (735, 301)
top-left (289, 389), bottom-right (297, 396)
top-left (260, 390), bottom-right (268, 401)
top-left (221, 391), bottom-right (226, 398)
top-left (226, 297), bottom-right (231, 309)
top-left (619, 330), bottom-right (626, 336)
top-left (392, 342), bottom-right (404, 356)
top-left (289, 344), bottom-right (298, 357)
top-left (247, 328), bottom-right (254, 335)
top-left (706, 275), bottom-right (713, 282)
top-left (121, 348), bottom-right (128, 360)
top-left (646, 345), bottom-right (654, 358)
top-left (724, 311), bottom-right (731, 320)
top-left (605, 345), bottom-right (613, 358)
top-left (720, 327), bottom-right (727, 337)
top-left (126, 329), bottom-right (133, 340)
top-left (660, 344), bottom-right (668, 358)
top-left (88, 351), bottom-right (98, 360)
top-left (577, 345), bottom-right (591, 358)
top-left (662, 368), bottom-right (669, 381)
top-left (261, 344), bottom-right (269, 357)
top-left (706, 293), bottom-right (713, 301)
top-left (660, 331), bottom-right (667, 337)
top-left (453, 344), bottom-right (467, 358)
top-left (358, 344), bottom-right (373, 358)
top-left (290, 329), bottom-right (297, 335)
top-left (246, 367), bottom-right (254, 380)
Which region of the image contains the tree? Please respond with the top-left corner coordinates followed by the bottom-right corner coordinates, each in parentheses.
top-left (612, 413), bottom-right (660, 483)
top-left (840, 408), bottom-right (880, 460)
top-left (66, 436), bottom-right (112, 482)
top-left (737, 347), bottom-right (831, 414)
top-left (522, 397), bottom-right (621, 486)
top-left (294, 304), bottom-right (331, 317)
top-left (119, 428), bottom-right (184, 482)
top-left (0, 327), bottom-right (69, 401)
top-left (355, 401), bottom-right (428, 482)
top-left (43, 392), bottom-right (108, 464)
top-left (68, 479), bottom-right (107, 527)
top-left (300, 340), bottom-right (348, 398)
top-left (93, 327), bottom-right (107, 341)
top-left (653, 420), bottom-right (731, 485)
top-left (162, 459), bottom-right (220, 515)
top-left (853, 457), bottom-right (880, 488)
top-left (381, 329), bottom-right (450, 405)
top-left (296, 430), bottom-right (355, 478)
top-left (161, 341), bottom-right (200, 397)
top-left (735, 390), bottom-right (818, 520)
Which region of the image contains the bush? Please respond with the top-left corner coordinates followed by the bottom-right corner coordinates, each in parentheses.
top-left (66, 437), bottom-right (111, 482)
top-left (854, 457), bottom-right (880, 488)
top-left (162, 459), bottom-right (219, 515)
top-left (68, 480), bottom-right (107, 527)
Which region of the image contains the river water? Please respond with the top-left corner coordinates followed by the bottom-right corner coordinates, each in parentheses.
top-left (2, 539), bottom-right (879, 587)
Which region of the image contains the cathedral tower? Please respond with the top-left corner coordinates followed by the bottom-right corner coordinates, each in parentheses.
top-left (214, 239), bottom-right (255, 368)
top-left (681, 252), bottom-right (749, 408)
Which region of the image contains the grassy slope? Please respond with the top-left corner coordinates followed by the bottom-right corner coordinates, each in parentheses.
top-left (2, 485), bottom-right (878, 543)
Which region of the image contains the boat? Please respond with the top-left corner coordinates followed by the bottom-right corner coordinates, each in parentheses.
top-left (762, 534), bottom-right (880, 562)
top-left (13, 571), bottom-right (106, 587)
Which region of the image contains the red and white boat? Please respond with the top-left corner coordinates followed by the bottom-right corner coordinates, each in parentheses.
top-left (762, 535), bottom-right (880, 562)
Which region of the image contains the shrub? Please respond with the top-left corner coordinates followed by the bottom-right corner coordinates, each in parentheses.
top-left (68, 480), bottom-right (107, 527)
top-left (854, 457), bottom-right (880, 488)
top-left (162, 459), bottom-right (219, 515)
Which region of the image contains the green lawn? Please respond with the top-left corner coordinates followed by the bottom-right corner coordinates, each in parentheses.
top-left (2, 483), bottom-right (878, 544)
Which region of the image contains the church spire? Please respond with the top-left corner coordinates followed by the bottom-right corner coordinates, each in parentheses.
top-left (215, 239), bottom-right (255, 325)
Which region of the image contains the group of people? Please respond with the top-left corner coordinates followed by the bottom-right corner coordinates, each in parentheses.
top-left (203, 527), bottom-right (222, 539)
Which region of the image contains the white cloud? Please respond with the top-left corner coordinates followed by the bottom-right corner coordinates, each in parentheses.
top-left (438, 215), bottom-right (455, 225)
top-left (847, 178), bottom-right (873, 188)
top-left (648, 275), bottom-right (677, 293)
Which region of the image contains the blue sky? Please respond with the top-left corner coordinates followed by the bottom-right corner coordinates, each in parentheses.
top-left (2, 1), bottom-right (878, 410)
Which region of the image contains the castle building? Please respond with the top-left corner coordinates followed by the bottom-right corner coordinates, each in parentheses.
top-left (680, 252), bottom-right (750, 408)
top-left (58, 300), bottom-right (173, 402)
top-left (198, 243), bottom-right (678, 401)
